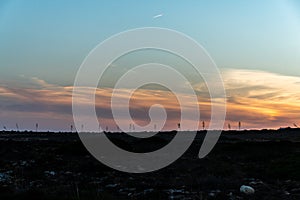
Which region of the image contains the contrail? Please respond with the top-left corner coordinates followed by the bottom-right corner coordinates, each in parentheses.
top-left (153, 13), bottom-right (163, 19)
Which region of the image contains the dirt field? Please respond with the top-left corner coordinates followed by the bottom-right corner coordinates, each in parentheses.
top-left (0, 129), bottom-right (299, 199)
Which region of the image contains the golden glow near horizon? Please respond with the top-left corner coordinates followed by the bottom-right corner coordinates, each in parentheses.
top-left (222, 69), bottom-right (300, 129)
top-left (1, 68), bottom-right (300, 130)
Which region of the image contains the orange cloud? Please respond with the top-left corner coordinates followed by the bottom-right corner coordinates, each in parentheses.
top-left (221, 69), bottom-right (300, 129)
top-left (0, 69), bottom-right (300, 131)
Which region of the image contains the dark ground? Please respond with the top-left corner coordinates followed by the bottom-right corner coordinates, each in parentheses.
top-left (0, 128), bottom-right (300, 200)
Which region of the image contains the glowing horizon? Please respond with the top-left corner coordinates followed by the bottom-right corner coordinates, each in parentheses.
top-left (1, 68), bottom-right (300, 131)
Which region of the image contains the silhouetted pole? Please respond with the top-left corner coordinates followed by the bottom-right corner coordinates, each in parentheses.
top-left (36, 123), bottom-right (38, 132)
top-left (238, 121), bottom-right (241, 130)
top-left (70, 125), bottom-right (73, 133)
top-left (202, 121), bottom-right (205, 130)
top-left (228, 123), bottom-right (231, 130)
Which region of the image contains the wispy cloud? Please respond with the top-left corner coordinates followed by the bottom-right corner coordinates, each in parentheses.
top-left (0, 77), bottom-right (200, 131)
top-left (1, 69), bottom-right (300, 131)
top-left (220, 69), bottom-right (300, 129)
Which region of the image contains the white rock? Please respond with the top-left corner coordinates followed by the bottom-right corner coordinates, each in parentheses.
top-left (208, 192), bottom-right (216, 197)
top-left (105, 184), bottom-right (118, 188)
top-left (44, 171), bottom-right (56, 176)
top-left (0, 173), bottom-right (10, 182)
top-left (49, 171), bottom-right (56, 176)
top-left (240, 185), bottom-right (255, 194)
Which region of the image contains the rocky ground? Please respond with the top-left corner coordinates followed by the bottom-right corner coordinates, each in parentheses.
top-left (0, 129), bottom-right (299, 199)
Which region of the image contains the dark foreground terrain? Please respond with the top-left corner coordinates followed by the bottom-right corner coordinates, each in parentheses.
top-left (0, 129), bottom-right (300, 200)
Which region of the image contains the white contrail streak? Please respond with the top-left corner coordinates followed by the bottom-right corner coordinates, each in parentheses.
top-left (153, 13), bottom-right (163, 19)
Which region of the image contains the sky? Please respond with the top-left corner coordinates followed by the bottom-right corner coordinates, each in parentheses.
top-left (0, 0), bottom-right (300, 131)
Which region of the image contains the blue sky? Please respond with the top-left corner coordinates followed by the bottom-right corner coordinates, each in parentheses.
top-left (1, 0), bottom-right (300, 85)
top-left (0, 0), bottom-right (300, 131)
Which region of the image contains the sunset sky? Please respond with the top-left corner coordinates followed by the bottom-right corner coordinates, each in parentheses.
top-left (0, 0), bottom-right (300, 131)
